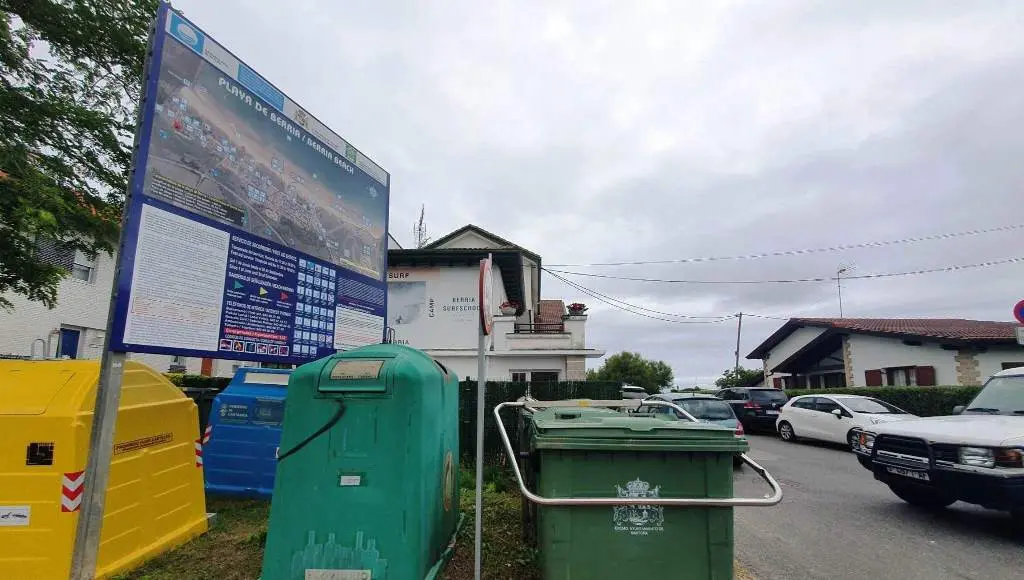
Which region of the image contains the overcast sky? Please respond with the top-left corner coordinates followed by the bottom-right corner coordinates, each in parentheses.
top-left (177, 0), bottom-right (1024, 386)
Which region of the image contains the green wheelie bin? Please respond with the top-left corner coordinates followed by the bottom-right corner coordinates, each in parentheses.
top-left (495, 400), bottom-right (782, 580)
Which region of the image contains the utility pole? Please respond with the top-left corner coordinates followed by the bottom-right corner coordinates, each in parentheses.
top-left (734, 312), bottom-right (743, 370)
top-left (836, 266), bottom-right (848, 318)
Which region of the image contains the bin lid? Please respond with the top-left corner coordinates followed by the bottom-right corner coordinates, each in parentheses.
top-left (530, 407), bottom-right (746, 452)
top-left (0, 361), bottom-right (84, 415)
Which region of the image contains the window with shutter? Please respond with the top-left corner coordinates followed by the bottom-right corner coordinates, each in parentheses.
top-left (915, 366), bottom-right (936, 386)
top-left (772, 377), bottom-right (782, 388)
top-left (865, 369), bottom-right (883, 387)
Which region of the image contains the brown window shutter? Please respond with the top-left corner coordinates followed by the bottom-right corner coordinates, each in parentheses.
top-left (916, 366), bottom-right (936, 386)
top-left (865, 369), bottom-right (883, 387)
top-left (772, 377), bottom-right (782, 388)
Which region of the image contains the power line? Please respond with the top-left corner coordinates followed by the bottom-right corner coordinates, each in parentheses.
top-left (545, 269), bottom-right (736, 324)
top-left (554, 276), bottom-right (734, 320)
top-left (544, 223), bottom-right (1024, 267)
top-left (545, 256), bottom-right (1024, 284)
top-left (743, 313), bottom-right (791, 321)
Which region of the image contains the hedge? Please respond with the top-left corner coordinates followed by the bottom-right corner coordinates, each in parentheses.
top-left (164, 373), bottom-right (231, 389)
top-left (458, 380), bottom-right (622, 467)
top-left (787, 386), bottom-right (982, 417)
top-left (164, 373), bottom-right (621, 466)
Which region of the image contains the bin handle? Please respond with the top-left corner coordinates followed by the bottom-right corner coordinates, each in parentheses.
top-left (494, 400), bottom-right (784, 507)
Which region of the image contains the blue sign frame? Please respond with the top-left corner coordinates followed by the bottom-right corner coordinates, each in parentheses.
top-left (110, 3), bottom-right (390, 365)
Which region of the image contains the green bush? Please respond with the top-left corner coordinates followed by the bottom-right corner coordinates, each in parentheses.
top-left (163, 373), bottom-right (231, 389)
top-left (790, 386), bottom-right (981, 417)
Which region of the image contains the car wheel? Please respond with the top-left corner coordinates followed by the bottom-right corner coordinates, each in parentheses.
top-left (847, 430), bottom-right (859, 451)
top-left (778, 421), bottom-right (796, 442)
top-left (888, 484), bottom-right (955, 509)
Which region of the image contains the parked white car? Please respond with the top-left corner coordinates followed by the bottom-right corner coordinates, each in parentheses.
top-left (776, 394), bottom-right (918, 448)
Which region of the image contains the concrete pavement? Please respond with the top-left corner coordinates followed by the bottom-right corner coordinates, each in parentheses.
top-left (734, 434), bottom-right (1024, 580)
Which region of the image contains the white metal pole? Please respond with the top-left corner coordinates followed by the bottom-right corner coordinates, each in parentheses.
top-left (473, 327), bottom-right (487, 580)
top-left (70, 8), bottom-right (160, 578)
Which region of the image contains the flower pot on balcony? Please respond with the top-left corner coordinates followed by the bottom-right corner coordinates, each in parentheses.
top-left (500, 306), bottom-right (516, 316)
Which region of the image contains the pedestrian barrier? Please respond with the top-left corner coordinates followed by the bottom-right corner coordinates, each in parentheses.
top-left (0, 360), bottom-right (208, 579)
top-left (496, 398), bottom-right (782, 580)
top-left (203, 367), bottom-right (291, 499)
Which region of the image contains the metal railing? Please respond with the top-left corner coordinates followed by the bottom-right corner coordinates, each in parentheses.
top-left (513, 322), bottom-right (565, 333)
top-left (494, 398), bottom-right (783, 507)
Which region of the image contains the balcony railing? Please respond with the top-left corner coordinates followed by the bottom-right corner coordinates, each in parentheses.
top-left (513, 322), bottom-right (564, 334)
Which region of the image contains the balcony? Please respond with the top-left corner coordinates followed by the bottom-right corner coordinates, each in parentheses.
top-left (514, 322), bottom-right (564, 333)
top-left (493, 314), bottom-right (588, 351)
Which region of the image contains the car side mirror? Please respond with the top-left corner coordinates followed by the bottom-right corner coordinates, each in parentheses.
top-left (952, 405), bottom-right (964, 415)
top-left (831, 408), bottom-right (843, 418)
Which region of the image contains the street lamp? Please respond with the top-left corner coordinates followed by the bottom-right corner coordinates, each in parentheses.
top-left (836, 265), bottom-right (850, 318)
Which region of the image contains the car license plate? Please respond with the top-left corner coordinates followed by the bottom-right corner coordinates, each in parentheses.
top-left (765, 410), bottom-right (779, 416)
top-left (886, 466), bottom-right (930, 481)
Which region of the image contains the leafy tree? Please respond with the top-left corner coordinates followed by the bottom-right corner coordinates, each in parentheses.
top-left (587, 351), bottom-right (674, 394)
top-left (715, 367), bottom-right (764, 389)
top-left (0, 0), bottom-right (156, 309)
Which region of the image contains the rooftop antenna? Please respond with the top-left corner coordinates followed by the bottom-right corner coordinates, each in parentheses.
top-left (413, 204), bottom-right (431, 248)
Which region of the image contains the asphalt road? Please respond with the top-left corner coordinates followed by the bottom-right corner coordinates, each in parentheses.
top-left (733, 434), bottom-right (1024, 580)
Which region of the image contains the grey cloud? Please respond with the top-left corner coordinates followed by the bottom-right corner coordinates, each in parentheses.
top-left (176, 0), bottom-right (1024, 383)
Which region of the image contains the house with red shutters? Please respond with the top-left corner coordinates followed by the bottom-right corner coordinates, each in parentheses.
top-left (746, 318), bottom-right (1024, 389)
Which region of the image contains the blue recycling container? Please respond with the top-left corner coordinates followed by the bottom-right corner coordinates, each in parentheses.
top-left (203, 367), bottom-right (291, 499)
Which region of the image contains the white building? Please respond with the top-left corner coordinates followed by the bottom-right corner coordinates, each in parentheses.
top-left (391, 224), bottom-right (605, 380)
top-left (746, 318), bottom-right (1024, 388)
top-left (1, 227), bottom-right (603, 380)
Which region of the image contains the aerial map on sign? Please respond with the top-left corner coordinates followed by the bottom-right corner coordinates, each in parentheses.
top-left (144, 36), bottom-right (387, 281)
top-left (109, 6), bottom-right (389, 364)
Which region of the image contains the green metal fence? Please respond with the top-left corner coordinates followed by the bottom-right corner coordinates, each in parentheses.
top-left (458, 380), bottom-right (622, 467)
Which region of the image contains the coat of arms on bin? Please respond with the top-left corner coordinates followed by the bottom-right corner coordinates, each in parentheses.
top-left (613, 478), bottom-right (665, 536)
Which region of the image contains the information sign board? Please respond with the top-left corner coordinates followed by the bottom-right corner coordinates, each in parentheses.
top-left (110, 8), bottom-right (390, 364)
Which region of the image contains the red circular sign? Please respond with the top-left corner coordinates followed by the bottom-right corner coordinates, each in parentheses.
top-left (1014, 299), bottom-right (1024, 324)
top-left (479, 257), bottom-right (494, 335)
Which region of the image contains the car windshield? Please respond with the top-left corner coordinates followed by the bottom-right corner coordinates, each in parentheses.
top-left (840, 398), bottom-right (904, 414)
top-left (676, 399), bottom-right (735, 420)
top-left (964, 375), bottom-right (1024, 415)
top-left (750, 390), bottom-right (788, 404)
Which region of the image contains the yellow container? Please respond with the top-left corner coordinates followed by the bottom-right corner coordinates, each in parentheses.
top-left (0, 360), bottom-right (208, 579)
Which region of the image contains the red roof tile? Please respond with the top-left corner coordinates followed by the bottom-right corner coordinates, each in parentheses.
top-left (791, 318), bottom-right (1019, 341)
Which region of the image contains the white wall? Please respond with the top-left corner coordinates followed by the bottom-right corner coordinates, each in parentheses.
top-left (437, 230), bottom-right (497, 249)
top-left (387, 265), bottom-right (507, 350)
top-left (522, 256), bottom-right (538, 315)
top-left (847, 334), bottom-right (958, 386)
top-left (764, 327), bottom-right (827, 372)
top-left (432, 353), bottom-right (567, 381)
top-left (976, 345), bottom-right (1024, 381)
top-left (0, 251), bottom-right (116, 358)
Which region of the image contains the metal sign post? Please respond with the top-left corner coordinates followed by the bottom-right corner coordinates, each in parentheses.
top-left (1016, 326), bottom-right (1024, 346)
top-left (473, 254), bottom-right (493, 580)
top-left (68, 6), bottom-right (163, 578)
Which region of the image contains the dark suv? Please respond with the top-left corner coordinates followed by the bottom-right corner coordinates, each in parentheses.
top-left (716, 387), bottom-right (789, 432)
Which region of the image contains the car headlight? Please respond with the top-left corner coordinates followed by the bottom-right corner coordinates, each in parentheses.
top-left (959, 446), bottom-right (995, 468)
top-left (857, 432), bottom-right (875, 450)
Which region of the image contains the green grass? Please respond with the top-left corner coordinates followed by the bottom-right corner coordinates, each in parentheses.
top-left (115, 468), bottom-right (538, 580)
top-left (116, 498), bottom-right (269, 580)
top-left (442, 469), bottom-right (539, 579)
top-left (116, 470), bottom-right (750, 580)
